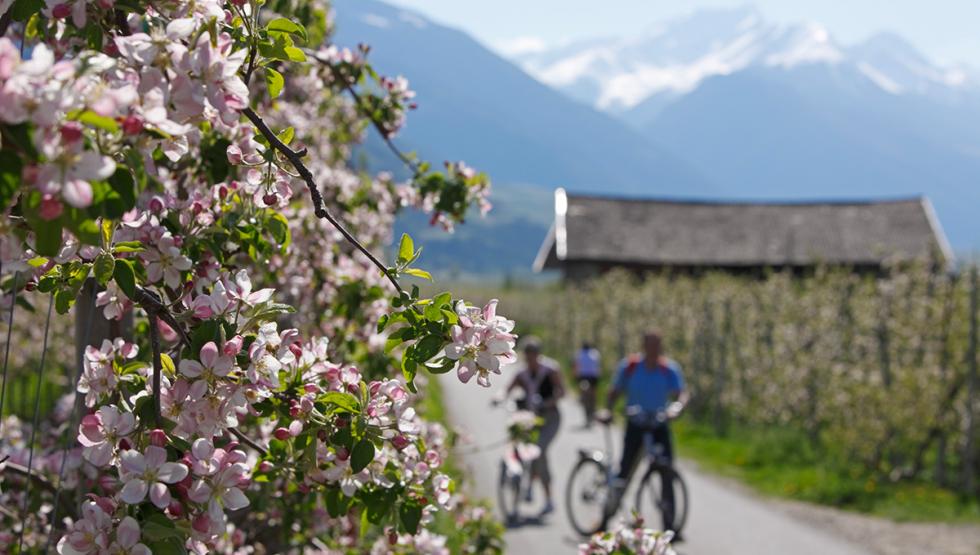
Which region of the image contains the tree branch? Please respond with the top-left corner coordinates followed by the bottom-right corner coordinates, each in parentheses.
top-left (241, 107), bottom-right (404, 294)
top-left (2, 461), bottom-right (57, 494)
top-left (230, 427), bottom-right (268, 456)
top-left (313, 55), bottom-right (422, 177)
top-left (133, 286), bottom-right (191, 347)
top-left (0, 10), bottom-right (13, 39)
top-left (148, 315), bottom-right (163, 428)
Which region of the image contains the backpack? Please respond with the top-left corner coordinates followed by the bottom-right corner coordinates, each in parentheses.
top-left (623, 354), bottom-right (642, 380)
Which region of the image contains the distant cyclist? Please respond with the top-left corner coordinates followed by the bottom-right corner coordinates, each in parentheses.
top-left (502, 337), bottom-right (565, 516)
top-left (573, 342), bottom-right (601, 428)
top-left (597, 329), bottom-right (688, 531)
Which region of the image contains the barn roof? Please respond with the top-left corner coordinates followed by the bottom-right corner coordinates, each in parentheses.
top-left (534, 189), bottom-right (952, 271)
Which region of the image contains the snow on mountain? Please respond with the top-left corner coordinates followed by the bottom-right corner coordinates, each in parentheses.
top-left (511, 7), bottom-right (973, 114)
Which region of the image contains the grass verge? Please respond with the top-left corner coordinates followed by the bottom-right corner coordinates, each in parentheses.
top-left (674, 419), bottom-right (980, 523)
top-left (417, 376), bottom-right (506, 553)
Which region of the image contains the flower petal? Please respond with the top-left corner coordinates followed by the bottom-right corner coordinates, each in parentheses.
top-left (157, 461), bottom-right (188, 483)
top-left (120, 478), bottom-right (148, 504)
top-left (149, 482), bottom-right (172, 509)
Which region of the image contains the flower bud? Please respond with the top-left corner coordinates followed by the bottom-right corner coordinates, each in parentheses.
top-left (167, 500), bottom-right (184, 517)
top-left (39, 194), bottom-right (63, 221)
top-left (192, 513), bottom-right (212, 534)
top-left (60, 122), bottom-right (83, 144)
top-left (21, 164), bottom-right (38, 185)
top-left (258, 461), bottom-right (274, 473)
top-left (335, 447), bottom-right (350, 461)
top-left (223, 335), bottom-right (244, 356)
top-left (391, 435), bottom-right (409, 450)
top-left (148, 195), bottom-right (165, 213)
top-left (273, 427), bottom-right (290, 441)
top-left (51, 3), bottom-right (71, 18)
top-left (149, 428), bottom-right (167, 447)
top-left (121, 115), bottom-right (143, 135)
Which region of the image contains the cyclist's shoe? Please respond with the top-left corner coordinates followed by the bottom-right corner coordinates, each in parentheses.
top-left (539, 500), bottom-right (554, 516)
top-left (669, 531), bottom-right (684, 544)
top-left (523, 487), bottom-right (533, 503)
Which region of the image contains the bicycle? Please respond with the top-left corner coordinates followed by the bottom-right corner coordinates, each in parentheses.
top-left (564, 409), bottom-right (689, 537)
top-left (492, 397), bottom-right (543, 525)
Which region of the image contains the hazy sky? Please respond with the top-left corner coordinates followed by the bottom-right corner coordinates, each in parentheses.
top-left (385, 0), bottom-right (980, 66)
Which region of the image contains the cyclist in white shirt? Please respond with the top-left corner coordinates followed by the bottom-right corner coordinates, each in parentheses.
top-left (573, 342), bottom-right (601, 428)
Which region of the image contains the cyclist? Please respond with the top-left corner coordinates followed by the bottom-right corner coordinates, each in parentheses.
top-left (573, 342), bottom-right (601, 428)
top-left (597, 329), bottom-right (688, 532)
top-left (501, 337), bottom-right (565, 516)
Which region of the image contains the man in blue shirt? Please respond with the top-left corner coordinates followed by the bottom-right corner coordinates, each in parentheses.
top-left (598, 329), bottom-right (689, 531)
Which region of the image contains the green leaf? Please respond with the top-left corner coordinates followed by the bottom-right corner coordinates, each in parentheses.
top-left (73, 110), bottom-right (119, 132)
top-left (265, 67), bottom-right (284, 98)
top-left (424, 357), bottom-right (457, 375)
top-left (397, 233), bottom-right (414, 264)
top-left (267, 212), bottom-right (291, 250)
top-left (266, 17), bottom-right (308, 43)
top-left (350, 440), bottom-right (375, 474)
top-left (112, 259), bottom-right (137, 299)
top-left (413, 334), bottom-right (444, 362)
top-left (112, 244), bottom-right (144, 253)
top-left (10, 0), bottom-right (43, 21)
top-left (399, 502), bottom-right (423, 534)
top-left (160, 353), bottom-right (176, 376)
top-left (146, 539), bottom-right (187, 555)
top-left (106, 167), bottom-right (137, 216)
top-left (93, 253), bottom-right (115, 286)
top-left (54, 289), bottom-right (74, 314)
top-left (141, 512), bottom-right (185, 542)
top-left (62, 207), bottom-right (101, 245)
top-left (284, 46), bottom-right (306, 62)
top-left (276, 126), bottom-right (295, 145)
top-left (34, 220), bottom-right (62, 257)
top-left (401, 356), bottom-right (418, 391)
top-left (320, 391), bottom-right (361, 414)
top-left (100, 219), bottom-right (114, 248)
top-left (404, 268), bottom-right (432, 281)
top-left (0, 151), bottom-right (22, 212)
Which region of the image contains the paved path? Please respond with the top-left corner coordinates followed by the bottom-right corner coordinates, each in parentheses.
top-left (439, 372), bottom-right (875, 555)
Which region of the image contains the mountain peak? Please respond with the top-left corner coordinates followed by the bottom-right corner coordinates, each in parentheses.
top-left (508, 7), bottom-right (965, 112)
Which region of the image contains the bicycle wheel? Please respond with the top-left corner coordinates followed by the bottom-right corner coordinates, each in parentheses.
top-left (565, 457), bottom-right (610, 536)
top-left (635, 463), bottom-right (689, 535)
top-left (497, 459), bottom-right (522, 524)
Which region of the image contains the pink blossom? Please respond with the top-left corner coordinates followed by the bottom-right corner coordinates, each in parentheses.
top-left (118, 446), bottom-right (189, 508)
top-left (226, 269), bottom-right (273, 307)
top-left (445, 300), bottom-right (517, 387)
top-left (179, 341), bottom-right (234, 379)
top-left (78, 406), bottom-right (136, 467)
top-left (108, 517), bottom-right (151, 555)
top-left (143, 234), bottom-right (192, 288)
top-left (56, 499), bottom-right (112, 554)
top-left (95, 282), bottom-right (130, 321)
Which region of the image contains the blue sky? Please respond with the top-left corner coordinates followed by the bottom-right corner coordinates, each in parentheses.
top-left (386, 0), bottom-right (980, 65)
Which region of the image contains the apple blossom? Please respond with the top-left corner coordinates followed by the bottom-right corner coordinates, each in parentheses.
top-left (118, 446), bottom-right (189, 508)
top-left (78, 406), bottom-right (136, 467)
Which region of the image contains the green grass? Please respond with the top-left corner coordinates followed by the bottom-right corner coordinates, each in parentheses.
top-left (674, 419), bottom-right (980, 523)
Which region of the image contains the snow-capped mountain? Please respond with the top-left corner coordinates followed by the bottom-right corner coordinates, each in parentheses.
top-left (512, 6), bottom-right (974, 118)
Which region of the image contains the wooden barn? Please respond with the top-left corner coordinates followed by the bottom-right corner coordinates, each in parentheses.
top-left (533, 189), bottom-right (953, 280)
